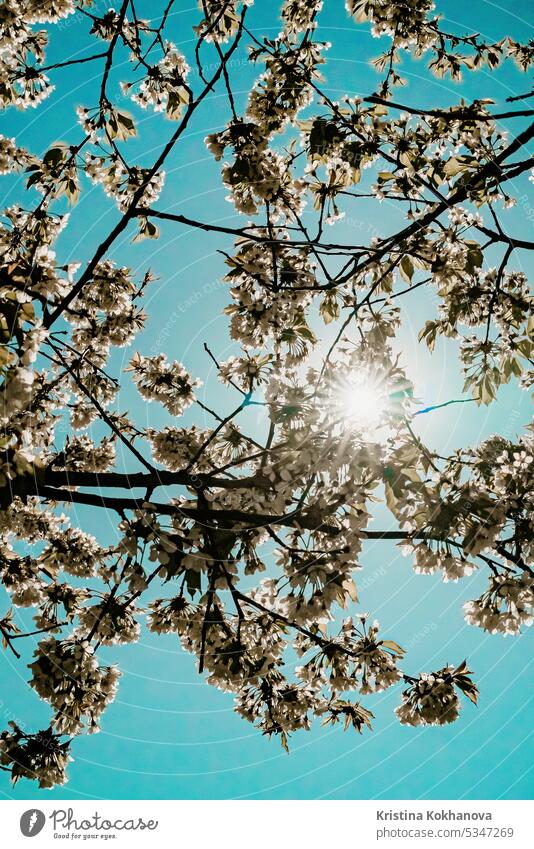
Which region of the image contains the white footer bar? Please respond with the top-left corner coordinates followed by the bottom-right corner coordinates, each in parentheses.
top-left (0, 799), bottom-right (532, 848)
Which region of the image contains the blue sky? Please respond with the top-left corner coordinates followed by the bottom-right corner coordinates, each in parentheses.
top-left (0, 0), bottom-right (533, 800)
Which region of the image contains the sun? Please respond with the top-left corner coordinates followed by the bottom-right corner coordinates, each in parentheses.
top-left (333, 372), bottom-right (391, 432)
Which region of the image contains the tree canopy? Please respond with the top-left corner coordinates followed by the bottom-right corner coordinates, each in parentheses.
top-left (0, 0), bottom-right (533, 789)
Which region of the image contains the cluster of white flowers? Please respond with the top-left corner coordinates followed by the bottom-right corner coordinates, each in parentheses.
top-left (235, 674), bottom-right (320, 741)
top-left (70, 399), bottom-right (100, 430)
top-left (89, 7), bottom-right (142, 43)
top-left (76, 598), bottom-right (141, 646)
top-left (0, 363), bottom-right (36, 424)
top-left (350, 619), bottom-right (404, 693)
top-left (161, 582), bottom-right (285, 690)
top-left (396, 662), bottom-right (478, 727)
top-left (73, 369), bottom-right (118, 410)
top-left (0, 545), bottom-right (45, 607)
top-left (85, 154), bottom-right (165, 212)
top-left (148, 425), bottom-right (212, 471)
top-left (464, 573), bottom-right (534, 635)
top-left (75, 105), bottom-right (100, 142)
top-left (493, 444), bottom-right (534, 499)
top-left (281, 0), bottom-right (323, 35)
top-left (73, 261), bottom-right (134, 316)
top-left (35, 582), bottom-right (90, 631)
top-left (221, 235), bottom-right (315, 350)
top-left (440, 267), bottom-right (531, 335)
top-left (194, 0), bottom-right (251, 43)
top-left (0, 724), bottom-right (72, 789)
top-left (60, 435), bottom-right (116, 473)
top-left (296, 616), bottom-right (403, 693)
top-left (129, 43), bottom-right (190, 119)
top-left (29, 638), bottom-right (120, 734)
top-left (129, 353), bottom-right (201, 417)
top-left (23, 0), bottom-right (79, 24)
top-left (69, 261), bottom-right (147, 350)
top-left (218, 353), bottom-right (272, 390)
top-left (0, 205), bottom-right (72, 300)
top-left (275, 543), bottom-right (362, 627)
top-left (248, 39), bottom-right (325, 136)
top-left (207, 121), bottom-right (306, 217)
top-left (39, 528), bottom-right (104, 578)
top-left (0, 1), bottom-right (53, 109)
top-left (412, 542), bottom-right (477, 582)
top-left (0, 497), bottom-right (65, 544)
top-left (396, 672), bottom-right (461, 726)
top-left (147, 596), bottom-right (192, 635)
top-left (0, 134), bottom-right (32, 173)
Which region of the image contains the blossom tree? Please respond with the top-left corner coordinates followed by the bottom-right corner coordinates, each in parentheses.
top-left (0, 0), bottom-right (533, 789)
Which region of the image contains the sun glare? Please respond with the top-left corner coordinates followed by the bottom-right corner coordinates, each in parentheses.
top-left (335, 373), bottom-right (390, 431)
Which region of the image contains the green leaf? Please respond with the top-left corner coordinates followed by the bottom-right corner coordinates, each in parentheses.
top-left (185, 569), bottom-right (201, 598)
top-left (319, 294), bottom-right (340, 324)
top-left (380, 640), bottom-right (406, 657)
top-left (443, 157), bottom-right (463, 177)
top-left (106, 108), bottom-right (137, 141)
top-left (384, 480), bottom-right (398, 513)
top-left (342, 577), bottom-right (358, 603)
top-left (133, 217), bottom-right (160, 242)
top-left (399, 255), bottom-right (414, 283)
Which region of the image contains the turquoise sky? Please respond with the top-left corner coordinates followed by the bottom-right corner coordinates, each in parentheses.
top-left (0, 0), bottom-right (533, 800)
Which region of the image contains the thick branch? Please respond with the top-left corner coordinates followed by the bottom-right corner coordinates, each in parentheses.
top-left (44, 468), bottom-right (270, 491)
top-left (364, 94), bottom-right (534, 121)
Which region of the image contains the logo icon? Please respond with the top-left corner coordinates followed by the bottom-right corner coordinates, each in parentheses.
top-left (20, 809), bottom-right (46, 837)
